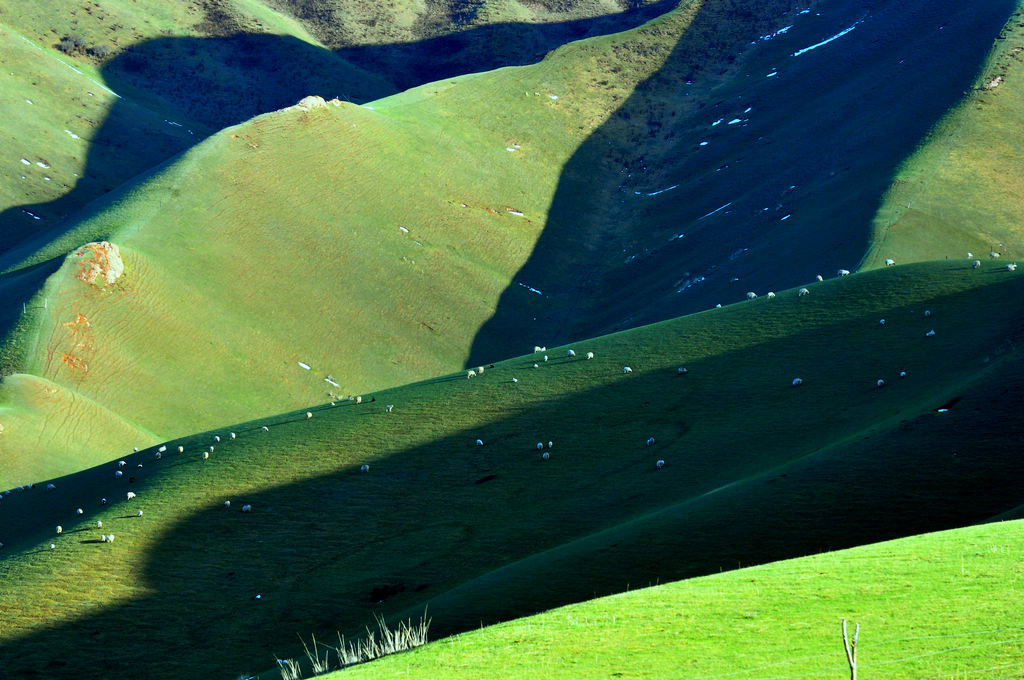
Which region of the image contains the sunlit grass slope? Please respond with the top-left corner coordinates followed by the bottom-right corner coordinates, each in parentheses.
top-left (1, 262), bottom-right (1022, 679)
top-left (334, 520), bottom-right (1024, 680)
top-left (865, 2), bottom-right (1024, 267)
top-left (0, 5), bottom-right (699, 485)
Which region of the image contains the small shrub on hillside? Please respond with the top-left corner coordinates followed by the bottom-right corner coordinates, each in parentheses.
top-left (56, 34), bottom-right (85, 55)
top-left (88, 44), bottom-right (112, 59)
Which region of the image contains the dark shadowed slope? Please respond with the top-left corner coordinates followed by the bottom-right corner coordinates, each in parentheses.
top-left (467, 0), bottom-right (1018, 366)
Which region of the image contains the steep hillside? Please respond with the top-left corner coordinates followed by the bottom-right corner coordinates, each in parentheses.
top-left (333, 520), bottom-right (1024, 680)
top-left (864, 5), bottom-right (1024, 267)
top-left (0, 0), bottom-right (673, 263)
top-left (0, 22), bottom-right (206, 260)
top-left (1, 262), bottom-right (1022, 679)
top-left (0, 1), bottom-right (719, 483)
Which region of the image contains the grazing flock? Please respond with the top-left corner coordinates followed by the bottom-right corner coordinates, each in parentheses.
top-left (0, 257), bottom-right (1017, 559)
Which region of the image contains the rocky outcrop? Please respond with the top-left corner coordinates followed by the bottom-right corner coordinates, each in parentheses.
top-left (76, 241), bottom-right (124, 286)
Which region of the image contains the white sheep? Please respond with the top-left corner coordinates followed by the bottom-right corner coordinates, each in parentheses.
top-left (885, 258), bottom-right (895, 266)
top-left (224, 501), bottom-right (231, 508)
top-left (838, 269), bottom-right (851, 276)
top-left (476, 439), bottom-right (484, 446)
top-left (202, 451), bottom-right (210, 460)
top-left (656, 459), bottom-right (665, 470)
top-left (548, 441), bottom-right (553, 449)
top-left (533, 363), bottom-right (539, 368)
top-left (968, 252), bottom-right (974, 258)
top-left (95, 520), bottom-right (102, 528)
top-left (154, 452), bottom-right (161, 460)
top-left (467, 370), bottom-right (476, 379)
top-left (118, 460), bottom-right (127, 468)
top-left (925, 329), bottom-right (936, 337)
top-left (766, 292), bottom-right (776, 299)
top-left (241, 504), bottom-right (252, 513)
top-left (544, 355), bottom-right (549, 362)
top-left (990, 251), bottom-right (1001, 258)
top-left (385, 404), bottom-right (394, 412)
top-left (46, 483), bottom-right (56, 490)
top-left (541, 452), bottom-right (550, 461)
top-left (214, 435), bottom-right (221, 443)
top-left (511, 377), bottom-right (518, 383)
top-left (746, 291), bottom-right (757, 299)
top-left (262, 426), bottom-right (269, 432)
top-left (899, 371), bottom-right (907, 377)
top-left (76, 508), bottom-right (84, 515)
top-left (477, 366), bottom-right (485, 374)
top-left (972, 259), bottom-right (982, 269)
top-left (355, 395), bottom-right (362, 404)
top-left (230, 432), bottom-right (236, 439)
top-left (1007, 263), bottom-right (1018, 272)
top-left (306, 411), bottom-right (313, 418)
top-left (136, 510), bottom-right (143, 517)
top-left (924, 310), bottom-right (931, 317)
top-left (879, 319), bottom-right (885, 325)
top-left (798, 288), bottom-right (810, 296)
top-left (158, 445), bottom-right (167, 453)
top-left (792, 378), bottom-right (803, 386)
top-left (359, 464), bottom-right (370, 473)
top-left (101, 534), bottom-right (115, 543)
top-left (678, 367), bottom-right (688, 375)
top-left (56, 526), bottom-right (62, 534)
top-left (646, 437), bottom-right (656, 447)
top-left (623, 366), bottom-right (632, 373)
top-left (127, 492), bottom-right (136, 500)
top-left (50, 543), bottom-right (56, 550)
top-left (101, 498), bottom-right (107, 505)
top-left (208, 446), bottom-right (214, 452)
top-left (586, 351), bottom-right (594, 360)
top-left (534, 345), bottom-right (547, 352)
top-left (177, 446), bottom-right (184, 453)
top-left (876, 379), bottom-right (885, 388)
top-left (536, 442), bottom-right (545, 451)
top-left (567, 349), bottom-right (576, 357)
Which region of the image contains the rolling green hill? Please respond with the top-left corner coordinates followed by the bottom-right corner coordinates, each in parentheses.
top-left (0, 1), bottom-right (709, 485)
top-left (1, 261), bottom-right (1022, 679)
top-left (3, 0), bottom-right (1020, 487)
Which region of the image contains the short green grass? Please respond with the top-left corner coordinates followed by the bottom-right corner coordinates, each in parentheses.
top-left (1, 262), bottom-right (1022, 679)
top-left (330, 519), bottom-right (1024, 680)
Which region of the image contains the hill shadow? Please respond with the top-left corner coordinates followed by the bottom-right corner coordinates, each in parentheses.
top-left (0, 1), bottom-right (676, 271)
top-left (466, 0), bottom-right (1019, 366)
top-left (1, 272), bottom-right (1023, 678)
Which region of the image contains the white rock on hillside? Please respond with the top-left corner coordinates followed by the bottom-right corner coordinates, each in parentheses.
top-left (76, 241), bottom-right (124, 286)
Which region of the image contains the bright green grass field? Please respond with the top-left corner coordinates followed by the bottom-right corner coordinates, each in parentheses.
top-left (1, 262), bottom-right (1022, 679)
top-left (330, 519), bottom-right (1024, 680)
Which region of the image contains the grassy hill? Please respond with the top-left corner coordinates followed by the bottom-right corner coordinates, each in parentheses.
top-left (3, 0), bottom-right (1020, 487)
top-left (0, 0), bottom-right (675, 265)
top-left (864, 6), bottom-right (1024, 267)
top-left (330, 519), bottom-right (1024, 680)
top-left (0, 1), bottom-right (713, 485)
top-left (1, 261), bottom-right (1022, 679)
